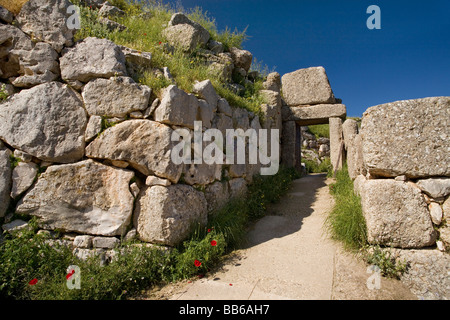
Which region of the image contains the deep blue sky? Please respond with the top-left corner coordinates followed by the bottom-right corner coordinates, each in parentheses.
top-left (165, 0), bottom-right (450, 117)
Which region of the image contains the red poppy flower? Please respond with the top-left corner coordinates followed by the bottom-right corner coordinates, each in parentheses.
top-left (211, 240), bottom-right (217, 246)
top-left (194, 259), bottom-right (202, 267)
top-left (143, 33), bottom-right (147, 36)
top-left (159, 41), bottom-right (162, 45)
top-left (29, 278), bottom-right (38, 285)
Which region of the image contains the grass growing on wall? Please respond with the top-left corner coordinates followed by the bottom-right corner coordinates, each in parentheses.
top-left (0, 167), bottom-right (300, 300)
top-left (326, 166), bottom-right (408, 279)
top-left (325, 164), bottom-right (367, 251)
top-left (72, 0), bottom-right (266, 115)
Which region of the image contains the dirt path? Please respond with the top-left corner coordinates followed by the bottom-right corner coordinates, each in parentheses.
top-left (144, 174), bottom-right (416, 300)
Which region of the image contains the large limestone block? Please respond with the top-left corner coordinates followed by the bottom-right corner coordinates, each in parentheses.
top-left (0, 25), bottom-right (32, 79)
top-left (16, 160), bottom-right (135, 236)
top-left (281, 104), bottom-right (346, 125)
top-left (229, 47), bottom-right (253, 72)
top-left (360, 179), bottom-right (437, 248)
top-left (262, 72), bottom-right (281, 93)
top-left (162, 22), bottom-right (209, 52)
top-left (154, 85), bottom-right (199, 129)
top-left (229, 178), bottom-right (247, 199)
top-left (342, 119), bottom-right (358, 143)
top-left (281, 121), bottom-right (297, 168)
top-left (11, 42), bottom-right (60, 88)
top-left (168, 12), bottom-right (210, 45)
top-left (135, 184), bottom-right (208, 246)
top-left (0, 25), bottom-right (60, 87)
top-left (0, 5), bottom-right (13, 23)
top-left (281, 67), bottom-right (336, 106)
top-left (192, 79), bottom-right (219, 110)
top-left (0, 82), bottom-right (87, 163)
top-left (86, 120), bottom-right (182, 183)
top-left (16, 0), bottom-right (75, 52)
top-left (389, 248), bottom-right (450, 300)
top-left (329, 117), bottom-right (344, 171)
top-left (183, 162), bottom-right (222, 186)
top-left (60, 37), bottom-right (127, 83)
top-left (0, 145), bottom-right (12, 217)
top-left (11, 162), bottom-right (38, 199)
top-left (342, 119), bottom-right (364, 180)
top-left (361, 97), bottom-right (450, 178)
top-left (212, 113), bottom-right (233, 139)
top-left (204, 181), bottom-right (230, 213)
top-left (82, 76), bottom-right (151, 117)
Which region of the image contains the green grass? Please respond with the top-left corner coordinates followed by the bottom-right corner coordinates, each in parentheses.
top-left (326, 165), bottom-right (408, 279)
top-left (0, 83), bottom-right (9, 102)
top-left (325, 164), bottom-right (367, 251)
top-left (0, 167), bottom-right (300, 300)
top-left (303, 157), bottom-right (332, 174)
top-left (72, 0), bottom-right (266, 114)
top-left (307, 124), bottom-right (330, 139)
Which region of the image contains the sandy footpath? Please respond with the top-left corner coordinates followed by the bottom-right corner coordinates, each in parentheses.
top-left (144, 174), bottom-right (416, 300)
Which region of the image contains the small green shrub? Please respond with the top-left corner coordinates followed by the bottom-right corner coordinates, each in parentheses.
top-left (0, 84), bottom-right (9, 102)
top-left (173, 231), bottom-right (226, 280)
top-left (9, 155), bottom-right (21, 170)
top-left (364, 245), bottom-right (408, 279)
top-left (245, 167), bottom-right (301, 220)
top-left (303, 157), bottom-right (331, 174)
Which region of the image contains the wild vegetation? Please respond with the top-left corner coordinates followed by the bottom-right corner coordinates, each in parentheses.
top-left (0, 166), bottom-right (300, 300)
top-left (72, 0), bottom-right (268, 115)
top-left (326, 164), bottom-right (407, 278)
top-left (326, 164), bottom-right (367, 251)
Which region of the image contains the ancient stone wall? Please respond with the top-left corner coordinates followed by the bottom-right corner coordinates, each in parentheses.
top-left (0, 1), bottom-right (282, 258)
top-left (351, 97), bottom-right (450, 299)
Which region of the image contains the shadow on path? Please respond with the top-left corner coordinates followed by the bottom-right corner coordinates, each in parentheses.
top-left (241, 173), bottom-right (328, 249)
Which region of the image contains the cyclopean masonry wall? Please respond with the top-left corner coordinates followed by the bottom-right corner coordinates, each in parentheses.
top-left (280, 66), bottom-right (347, 172)
top-left (351, 97), bottom-right (450, 300)
top-left (1, 0), bottom-right (449, 300)
top-left (0, 1), bottom-right (282, 261)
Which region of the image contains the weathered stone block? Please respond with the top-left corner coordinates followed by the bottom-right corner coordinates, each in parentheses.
top-left (154, 85), bottom-right (199, 129)
top-left (361, 97), bottom-right (450, 178)
top-left (360, 179), bottom-right (437, 248)
top-left (16, 160), bottom-right (135, 236)
top-left (135, 185), bottom-right (208, 246)
top-left (82, 76), bottom-right (151, 117)
top-left (0, 82), bottom-right (87, 163)
top-left (86, 120), bottom-right (183, 183)
top-left (60, 37), bottom-right (127, 83)
top-left (281, 67), bottom-right (336, 106)
top-left (16, 0), bottom-right (75, 52)
top-left (281, 104), bottom-right (346, 125)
